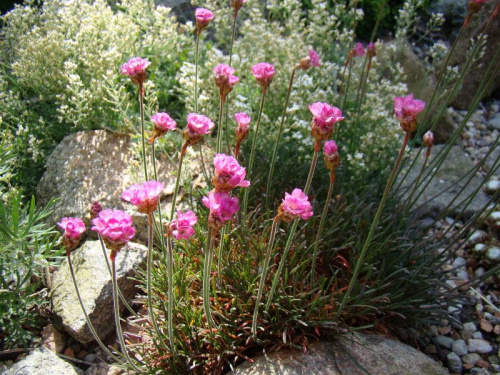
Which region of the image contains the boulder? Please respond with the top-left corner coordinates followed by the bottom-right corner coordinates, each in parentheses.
top-left (397, 145), bottom-right (490, 218)
top-left (36, 130), bottom-right (207, 244)
top-left (50, 240), bottom-right (147, 343)
top-left (2, 347), bottom-right (80, 375)
top-left (230, 334), bottom-right (448, 375)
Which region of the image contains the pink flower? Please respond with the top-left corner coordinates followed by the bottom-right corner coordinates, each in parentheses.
top-left (122, 181), bottom-right (165, 214)
top-left (168, 210), bottom-right (198, 240)
top-left (309, 102), bottom-right (345, 141)
top-left (235, 112), bottom-right (251, 141)
top-left (354, 42), bottom-right (366, 56)
top-left (195, 8), bottom-right (214, 31)
top-left (423, 130), bottom-right (434, 147)
top-left (299, 49), bottom-right (321, 70)
top-left (278, 188), bottom-right (313, 222)
top-left (202, 190), bottom-right (239, 229)
top-left (59, 217), bottom-right (86, 253)
top-left (91, 209), bottom-right (136, 252)
top-left (323, 140), bottom-right (340, 171)
top-left (121, 57), bottom-right (151, 86)
top-left (367, 42), bottom-right (376, 58)
top-left (471, 0), bottom-right (489, 4)
top-left (231, 0), bottom-right (247, 13)
top-left (186, 113), bottom-right (214, 135)
top-left (251, 62), bottom-right (275, 89)
top-left (212, 153), bottom-right (250, 191)
top-left (394, 94), bottom-right (426, 133)
top-left (214, 63), bottom-right (239, 99)
top-left (149, 112), bottom-right (177, 142)
top-left (90, 201), bottom-right (102, 220)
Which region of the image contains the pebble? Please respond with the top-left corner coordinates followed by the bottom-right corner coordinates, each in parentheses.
top-left (480, 319), bottom-right (494, 333)
top-left (474, 244), bottom-right (488, 254)
top-left (464, 322), bottom-right (478, 333)
top-left (457, 270), bottom-right (469, 280)
top-left (453, 257), bottom-right (467, 267)
top-left (486, 246), bottom-right (500, 262)
top-left (472, 332), bottom-right (483, 339)
top-left (468, 339), bottom-right (493, 353)
top-left (467, 230), bottom-right (488, 246)
top-left (463, 353), bottom-right (482, 365)
top-left (485, 180), bottom-right (500, 195)
top-left (488, 115), bottom-right (500, 130)
top-left (435, 335), bottom-right (454, 349)
top-left (447, 352), bottom-right (463, 373)
top-left (452, 339), bottom-right (469, 356)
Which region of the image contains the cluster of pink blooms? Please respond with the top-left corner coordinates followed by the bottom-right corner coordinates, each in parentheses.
top-left (195, 8), bottom-right (214, 32)
top-left (212, 154), bottom-right (250, 191)
top-left (214, 63), bottom-right (239, 100)
top-left (251, 62), bottom-right (275, 89)
top-left (277, 189), bottom-right (313, 223)
top-left (234, 112), bottom-right (251, 157)
top-left (91, 209), bottom-right (136, 254)
top-left (393, 94), bottom-right (426, 133)
top-left (58, 217), bottom-right (86, 253)
top-left (122, 181), bottom-right (165, 215)
top-left (323, 140), bottom-right (340, 172)
top-left (299, 50), bottom-right (321, 70)
top-left (149, 112), bottom-right (177, 143)
top-left (309, 102), bottom-right (344, 144)
top-left (167, 210), bottom-right (198, 240)
top-left (203, 191), bottom-right (240, 230)
top-left (231, 0), bottom-right (247, 13)
top-left (121, 57), bottom-right (151, 87)
top-left (182, 113), bottom-right (215, 148)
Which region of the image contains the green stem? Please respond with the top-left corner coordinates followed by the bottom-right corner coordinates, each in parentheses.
top-left (252, 219), bottom-right (279, 338)
top-left (195, 34), bottom-right (200, 113)
top-left (216, 97), bottom-right (225, 154)
top-left (242, 87), bottom-right (267, 222)
top-left (111, 256), bottom-right (142, 372)
top-left (310, 170), bottom-right (336, 285)
top-left (402, 146), bottom-right (431, 216)
top-left (151, 140), bottom-right (157, 181)
top-left (223, 15), bottom-right (238, 154)
top-left (139, 87), bottom-right (148, 181)
top-left (166, 237), bottom-right (177, 354)
top-left (341, 61), bottom-right (353, 114)
top-left (334, 131), bottom-right (410, 320)
top-left (67, 253), bottom-right (124, 364)
top-left (146, 213), bottom-right (169, 352)
top-left (265, 66), bottom-right (298, 208)
top-left (203, 229), bottom-right (217, 330)
top-left (304, 149), bottom-right (319, 194)
top-left (170, 151), bottom-right (185, 221)
top-left (199, 144), bottom-right (211, 187)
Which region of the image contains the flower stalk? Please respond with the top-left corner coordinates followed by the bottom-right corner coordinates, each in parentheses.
top-left (203, 228), bottom-right (217, 330)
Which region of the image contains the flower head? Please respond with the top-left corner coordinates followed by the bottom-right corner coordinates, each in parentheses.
top-left (251, 62), bottom-right (275, 89)
top-left (122, 181), bottom-right (165, 214)
top-left (150, 112), bottom-right (177, 142)
top-left (182, 113), bottom-right (214, 148)
top-left (299, 49), bottom-right (321, 70)
top-left (234, 112), bottom-right (251, 141)
top-left (167, 210), bottom-right (198, 240)
top-left (212, 153), bottom-right (250, 191)
top-left (59, 217), bottom-right (86, 253)
top-left (394, 94), bottom-right (426, 133)
top-left (91, 209), bottom-right (135, 252)
top-left (309, 102), bottom-right (345, 141)
top-left (277, 188), bottom-right (313, 222)
top-left (323, 140), bottom-right (340, 171)
top-left (367, 42), bottom-right (377, 59)
top-left (214, 64), bottom-right (239, 99)
top-left (231, 0), bottom-right (247, 13)
top-left (121, 57), bottom-right (151, 86)
top-left (354, 42), bottom-right (366, 56)
top-left (202, 190), bottom-right (239, 230)
top-left (195, 8), bottom-right (214, 32)
top-left (90, 201), bottom-right (103, 220)
top-left (423, 130), bottom-right (434, 147)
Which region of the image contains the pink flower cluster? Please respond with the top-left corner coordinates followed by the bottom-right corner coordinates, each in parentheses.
top-left (168, 210), bottom-right (198, 240)
top-left (195, 8), bottom-right (214, 32)
top-left (394, 94), bottom-right (426, 133)
top-left (235, 112), bottom-right (250, 140)
top-left (212, 154), bottom-right (250, 191)
top-left (91, 209), bottom-right (136, 253)
top-left (309, 102), bottom-right (344, 142)
top-left (183, 113), bottom-right (215, 149)
top-left (251, 62), bottom-right (275, 89)
top-left (354, 42), bottom-right (365, 56)
top-left (150, 112), bottom-right (177, 142)
top-left (366, 42), bottom-right (376, 59)
top-left (58, 217), bottom-right (86, 253)
top-left (299, 50), bottom-right (321, 70)
top-left (231, 0), bottom-right (247, 13)
top-left (122, 181), bottom-right (165, 215)
top-left (203, 191), bottom-right (240, 229)
top-left (214, 64), bottom-right (239, 99)
top-left (121, 57), bottom-right (150, 86)
top-left (278, 189), bottom-right (313, 223)
top-left (323, 140), bottom-right (340, 171)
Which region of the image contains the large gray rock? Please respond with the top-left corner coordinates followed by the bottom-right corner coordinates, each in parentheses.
top-left (36, 130), bottom-right (207, 244)
top-left (2, 347), bottom-right (80, 375)
top-left (50, 240), bottom-right (147, 343)
top-left (230, 334), bottom-right (448, 375)
top-left (397, 145), bottom-right (490, 218)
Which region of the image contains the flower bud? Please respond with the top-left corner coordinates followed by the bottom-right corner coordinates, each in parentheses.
top-left (423, 131), bottom-right (434, 147)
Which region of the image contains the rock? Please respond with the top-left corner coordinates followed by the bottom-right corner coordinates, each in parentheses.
top-left (435, 335), bottom-right (454, 349)
top-left (484, 147), bottom-right (500, 175)
top-left (480, 319), bottom-right (494, 333)
top-left (229, 334), bottom-right (449, 375)
top-left (452, 339), bottom-right (469, 356)
top-left (50, 240), bottom-right (147, 343)
top-left (398, 145), bottom-right (490, 218)
top-left (450, 2), bottom-right (500, 110)
top-left (468, 231), bottom-right (488, 246)
top-left (84, 363), bottom-right (125, 375)
top-left (463, 353), bottom-right (482, 365)
top-left (41, 324), bottom-right (67, 354)
top-left (473, 244), bottom-right (488, 255)
top-left (447, 352), bottom-right (463, 374)
top-left (2, 347), bottom-right (80, 375)
top-left (486, 246), bottom-right (500, 262)
top-left (489, 115), bottom-right (500, 131)
top-left (431, 0), bottom-right (467, 39)
top-left (452, 257), bottom-right (467, 267)
top-left (468, 339), bottom-right (493, 353)
top-left (485, 180), bottom-right (500, 195)
top-left (464, 322), bottom-right (478, 333)
top-left (36, 130), bottom-right (207, 244)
